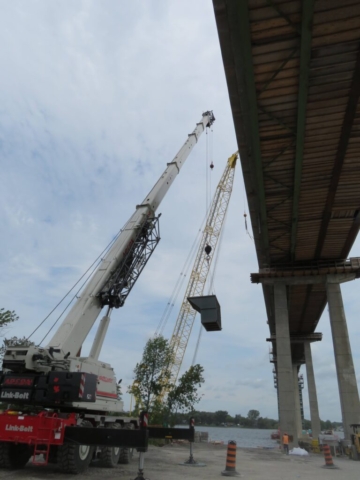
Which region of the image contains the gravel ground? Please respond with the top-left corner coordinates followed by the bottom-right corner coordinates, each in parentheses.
top-left (0, 442), bottom-right (358, 480)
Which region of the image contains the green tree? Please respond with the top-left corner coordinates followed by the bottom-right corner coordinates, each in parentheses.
top-left (214, 410), bottom-right (228, 425)
top-left (234, 414), bottom-right (245, 425)
top-left (0, 309), bottom-right (19, 332)
top-left (128, 336), bottom-right (174, 413)
top-left (247, 409), bottom-right (260, 427)
top-left (164, 364), bottom-right (204, 425)
top-left (321, 419), bottom-right (334, 431)
top-left (129, 337), bottom-right (206, 426)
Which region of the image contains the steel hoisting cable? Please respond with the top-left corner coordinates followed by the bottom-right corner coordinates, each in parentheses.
top-left (208, 205), bottom-right (228, 294)
top-left (28, 258), bottom-right (102, 343)
top-left (206, 126), bottom-right (214, 215)
top-left (155, 213), bottom-right (207, 337)
top-left (209, 127), bottom-right (213, 208)
top-left (191, 129), bottom-right (217, 366)
top-left (206, 127), bottom-right (209, 216)
top-left (27, 219), bottom-right (131, 343)
top-left (192, 204), bottom-right (229, 366)
top-left (37, 265), bottom-right (98, 346)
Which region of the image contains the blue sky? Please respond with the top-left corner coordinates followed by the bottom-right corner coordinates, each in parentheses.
top-left (0, 1), bottom-right (359, 423)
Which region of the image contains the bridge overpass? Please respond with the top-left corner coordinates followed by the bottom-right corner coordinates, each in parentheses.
top-left (213, 0), bottom-right (360, 445)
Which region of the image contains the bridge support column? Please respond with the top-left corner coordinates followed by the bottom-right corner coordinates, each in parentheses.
top-left (304, 342), bottom-right (321, 439)
top-left (274, 283), bottom-right (298, 447)
top-left (293, 364), bottom-right (303, 439)
top-left (326, 278), bottom-right (360, 442)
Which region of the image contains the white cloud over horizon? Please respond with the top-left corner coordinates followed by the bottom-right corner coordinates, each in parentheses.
top-left (0, 1), bottom-right (359, 425)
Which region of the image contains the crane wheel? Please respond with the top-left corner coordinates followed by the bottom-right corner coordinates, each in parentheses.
top-left (0, 442), bottom-right (32, 469)
top-left (98, 422), bottom-right (121, 468)
top-left (57, 420), bottom-right (95, 474)
top-left (118, 422), bottom-right (134, 464)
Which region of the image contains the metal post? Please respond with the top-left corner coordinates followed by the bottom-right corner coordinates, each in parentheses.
top-left (181, 417), bottom-right (206, 467)
top-left (133, 411), bottom-right (148, 480)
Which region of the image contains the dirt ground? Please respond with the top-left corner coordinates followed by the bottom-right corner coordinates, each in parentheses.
top-left (0, 442), bottom-right (359, 480)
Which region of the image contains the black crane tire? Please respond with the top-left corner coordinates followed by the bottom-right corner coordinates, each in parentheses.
top-left (118, 423), bottom-right (134, 464)
top-left (0, 442), bottom-right (32, 469)
top-left (98, 422), bottom-right (121, 468)
top-left (57, 420), bottom-right (95, 474)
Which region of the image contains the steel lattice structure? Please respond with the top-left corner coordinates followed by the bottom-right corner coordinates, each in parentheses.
top-left (166, 152), bottom-right (238, 388)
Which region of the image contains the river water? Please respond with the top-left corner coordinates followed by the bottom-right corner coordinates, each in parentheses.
top-left (190, 426), bottom-right (344, 448)
top-left (177, 426), bottom-right (279, 448)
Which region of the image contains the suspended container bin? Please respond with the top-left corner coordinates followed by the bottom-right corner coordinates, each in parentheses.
top-left (187, 295), bottom-right (222, 331)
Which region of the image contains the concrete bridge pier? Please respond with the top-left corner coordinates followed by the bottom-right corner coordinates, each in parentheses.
top-left (274, 282), bottom-right (298, 447)
top-left (293, 364), bottom-right (303, 438)
top-left (304, 342), bottom-right (321, 439)
top-left (326, 275), bottom-right (360, 442)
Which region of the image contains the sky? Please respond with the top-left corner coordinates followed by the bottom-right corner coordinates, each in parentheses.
top-left (0, 0), bottom-right (359, 424)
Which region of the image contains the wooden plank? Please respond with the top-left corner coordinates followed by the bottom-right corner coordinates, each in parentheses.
top-left (249, 1), bottom-right (301, 23)
top-left (312, 17), bottom-right (360, 38)
top-left (312, 29), bottom-right (360, 48)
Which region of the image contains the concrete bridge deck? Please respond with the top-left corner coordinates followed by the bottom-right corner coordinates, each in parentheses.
top-left (212, 0), bottom-right (360, 445)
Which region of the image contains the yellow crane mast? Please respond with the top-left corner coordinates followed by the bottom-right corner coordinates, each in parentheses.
top-left (164, 152), bottom-right (238, 391)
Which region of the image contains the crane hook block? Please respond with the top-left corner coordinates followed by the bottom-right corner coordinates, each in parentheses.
top-left (210, 162), bottom-right (214, 169)
top-left (187, 295), bottom-right (222, 332)
top-left (205, 244), bottom-right (212, 256)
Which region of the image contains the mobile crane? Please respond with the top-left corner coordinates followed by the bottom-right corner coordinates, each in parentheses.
top-left (0, 111), bottom-right (215, 473)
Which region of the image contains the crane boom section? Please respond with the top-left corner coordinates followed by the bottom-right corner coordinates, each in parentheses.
top-left (46, 112), bottom-right (215, 357)
top-left (166, 152), bottom-right (237, 387)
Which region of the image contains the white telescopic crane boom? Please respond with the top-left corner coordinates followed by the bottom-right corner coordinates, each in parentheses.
top-left (46, 112), bottom-right (215, 358)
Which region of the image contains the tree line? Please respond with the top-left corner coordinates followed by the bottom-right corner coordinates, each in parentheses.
top-left (172, 409), bottom-right (343, 431)
top-left (170, 410), bottom-right (342, 430)
top-left (173, 409), bottom-right (278, 429)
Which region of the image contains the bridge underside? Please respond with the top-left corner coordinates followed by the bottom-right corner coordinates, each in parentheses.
top-left (213, 0), bottom-right (360, 364)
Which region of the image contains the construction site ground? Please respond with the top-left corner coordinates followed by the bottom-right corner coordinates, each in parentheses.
top-left (0, 443), bottom-right (360, 480)
top-left (1, 442), bottom-right (359, 479)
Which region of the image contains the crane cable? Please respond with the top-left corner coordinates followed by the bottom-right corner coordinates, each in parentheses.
top-left (154, 214), bottom-right (206, 337)
top-left (27, 219), bottom-right (132, 344)
top-left (191, 128), bottom-right (216, 365)
top-left (208, 125), bottom-right (214, 212)
top-left (191, 205), bottom-right (229, 366)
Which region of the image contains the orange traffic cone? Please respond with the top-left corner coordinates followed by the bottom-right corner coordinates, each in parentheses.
top-left (221, 441), bottom-right (240, 477)
top-left (322, 444), bottom-right (338, 469)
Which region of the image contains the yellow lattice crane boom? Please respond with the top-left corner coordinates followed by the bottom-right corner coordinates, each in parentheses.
top-left (164, 152), bottom-right (238, 392)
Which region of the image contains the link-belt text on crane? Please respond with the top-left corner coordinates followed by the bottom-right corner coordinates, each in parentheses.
top-left (1, 391), bottom-right (30, 400)
top-left (5, 424), bottom-right (33, 432)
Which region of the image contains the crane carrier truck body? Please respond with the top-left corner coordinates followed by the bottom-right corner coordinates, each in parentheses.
top-left (0, 111), bottom-right (214, 473)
